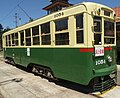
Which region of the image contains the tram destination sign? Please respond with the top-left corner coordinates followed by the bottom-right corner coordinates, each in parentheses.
top-left (95, 46), bottom-right (104, 57)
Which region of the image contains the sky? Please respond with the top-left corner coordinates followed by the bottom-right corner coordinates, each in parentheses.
top-left (0, 0), bottom-right (120, 29)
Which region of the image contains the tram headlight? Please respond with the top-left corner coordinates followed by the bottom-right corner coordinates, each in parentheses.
top-left (107, 56), bottom-right (112, 63)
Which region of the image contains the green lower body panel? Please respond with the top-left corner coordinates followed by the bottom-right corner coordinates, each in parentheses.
top-left (4, 47), bottom-right (117, 86)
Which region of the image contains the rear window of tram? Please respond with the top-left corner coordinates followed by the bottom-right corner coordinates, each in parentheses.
top-left (93, 16), bottom-right (101, 32)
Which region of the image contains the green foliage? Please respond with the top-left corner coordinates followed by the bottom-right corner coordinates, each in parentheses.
top-left (3, 26), bottom-right (11, 33)
top-left (0, 24), bottom-right (11, 50)
top-left (0, 24), bottom-right (3, 33)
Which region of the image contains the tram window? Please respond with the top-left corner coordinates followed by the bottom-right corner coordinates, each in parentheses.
top-left (12, 40), bottom-right (15, 46)
top-left (41, 22), bottom-right (51, 45)
top-left (15, 40), bottom-right (18, 46)
top-left (33, 36), bottom-right (40, 45)
top-left (32, 26), bottom-right (40, 45)
top-left (76, 14), bottom-right (83, 29)
top-left (15, 33), bottom-right (18, 39)
top-left (12, 34), bottom-right (15, 46)
top-left (94, 34), bottom-right (101, 45)
top-left (93, 16), bottom-right (101, 32)
top-left (6, 36), bottom-right (9, 46)
top-left (25, 28), bottom-right (31, 37)
top-left (76, 30), bottom-right (83, 43)
top-left (104, 20), bottom-right (115, 44)
top-left (11, 33), bottom-right (18, 46)
top-left (26, 38), bottom-right (31, 46)
top-left (6, 36), bottom-right (8, 41)
top-left (55, 33), bottom-right (69, 45)
top-left (32, 26), bottom-right (39, 36)
top-left (117, 23), bottom-right (120, 31)
top-left (93, 16), bottom-right (102, 45)
top-left (12, 34), bottom-right (14, 40)
top-left (41, 35), bottom-right (51, 45)
top-left (6, 36), bottom-right (8, 46)
top-left (9, 41), bottom-right (11, 46)
top-left (15, 33), bottom-right (18, 46)
top-left (55, 18), bottom-right (68, 31)
top-left (104, 21), bottom-right (114, 36)
top-left (104, 11), bottom-right (110, 17)
top-left (6, 42), bottom-right (8, 46)
top-left (8, 35), bottom-right (11, 40)
top-left (117, 26), bottom-right (120, 31)
top-left (8, 35), bottom-right (11, 46)
top-left (20, 31), bottom-right (24, 46)
top-left (8, 41), bottom-right (10, 46)
top-left (41, 22), bottom-right (50, 34)
top-left (76, 14), bottom-right (84, 44)
top-left (104, 38), bottom-right (114, 44)
top-left (25, 28), bottom-right (31, 46)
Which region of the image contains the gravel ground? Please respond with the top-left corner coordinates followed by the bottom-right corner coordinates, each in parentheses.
top-left (0, 93), bottom-right (3, 98)
top-left (0, 51), bottom-right (5, 98)
top-left (0, 61), bottom-right (95, 98)
top-left (0, 95), bottom-right (3, 98)
top-left (0, 51), bottom-right (3, 61)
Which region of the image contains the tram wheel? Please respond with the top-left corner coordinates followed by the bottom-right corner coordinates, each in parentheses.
top-left (47, 71), bottom-right (54, 79)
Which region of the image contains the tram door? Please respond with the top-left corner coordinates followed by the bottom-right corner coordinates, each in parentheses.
top-left (20, 31), bottom-right (27, 65)
top-left (93, 16), bottom-right (102, 46)
top-left (20, 31), bottom-right (31, 66)
top-left (93, 16), bottom-right (115, 66)
top-left (12, 33), bottom-right (21, 64)
top-left (93, 16), bottom-right (105, 65)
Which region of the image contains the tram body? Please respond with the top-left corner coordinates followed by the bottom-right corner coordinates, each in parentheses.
top-left (2, 2), bottom-right (117, 92)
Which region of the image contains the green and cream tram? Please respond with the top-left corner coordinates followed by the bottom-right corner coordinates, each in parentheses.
top-left (2, 2), bottom-right (117, 92)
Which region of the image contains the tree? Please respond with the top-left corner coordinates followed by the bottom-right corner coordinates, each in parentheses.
top-left (0, 24), bottom-right (3, 33)
top-left (3, 26), bottom-right (11, 33)
top-left (0, 25), bottom-right (11, 50)
top-left (0, 24), bottom-right (3, 50)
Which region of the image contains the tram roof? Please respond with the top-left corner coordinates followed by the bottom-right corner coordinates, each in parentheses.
top-left (3, 2), bottom-right (114, 36)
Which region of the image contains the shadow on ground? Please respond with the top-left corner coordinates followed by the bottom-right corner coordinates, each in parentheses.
top-left (0, 93), bottom-right (4, 98)
top-left (117, 61), bottom-right (120, 65)
top-left (6, 62), bottom-right (93, 94)
top-left (55, 79), bottom-right (92, 94)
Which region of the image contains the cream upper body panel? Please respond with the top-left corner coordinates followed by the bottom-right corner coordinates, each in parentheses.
top-left (3, 2), bottom-right (115, 36)
top-left (2, 2), bottom-right (116, 48)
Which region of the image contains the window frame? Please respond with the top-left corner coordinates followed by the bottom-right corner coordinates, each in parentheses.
top-left (25, 28), bottom-right (31, 46)
top-left (55, 18), bottom-right (68, 32)
top-left (55, 32), bottom-right (69, 45)
top-left (54, 17), bottom-right (69, 46)
top-left (41, 22), bottom-right (51, 45)
top-left (11, 33), bottom-right (19, 46)
top-left (20, 30), bottom-right (25, 46)
top-left (6, 35), bottom-right (10, 47)
top-left (93, 16), bottom-right (102, 45)
top-left (75, 14), bottom-right (84, 44)
top-left (32, 25), bottom-right (40, 45)
top-left (104, 19), bottom-right (115, 45)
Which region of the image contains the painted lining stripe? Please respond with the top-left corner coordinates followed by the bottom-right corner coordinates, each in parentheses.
top-left (80, 47), bottom-right (112, 52)
top-left (104, 47), bottom-right (112, 51)
top-left (80, 48), bottom-right (94, 52)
